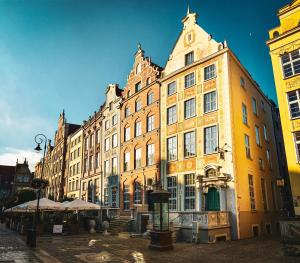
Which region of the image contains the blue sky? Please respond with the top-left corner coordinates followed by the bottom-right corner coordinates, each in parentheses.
top-left (0, 0), bottom-right (290, 169)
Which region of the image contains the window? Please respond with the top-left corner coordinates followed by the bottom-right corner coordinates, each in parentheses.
top-left (109, 102), bottom-right (113, 111)
top-left (127, 90), bottom-right (131, 98)
top-left (245, 134), bottom-right (251, 158)
top-left (135, 81), bottom-right (141, 92)
top-left (288, 89), bottom-right (300, 118)
top-left (124, 152), bottom-right (130, 171)
top-left (147, 144), bottom-right (155, 165)
top-left (204, 126), bottom-right (218, 154)
top-left (204, 91), bottom-right (217, 113)
top-left (248, 175), bottom-right (256, 210)
top-left (168, 81), bottom-right (176, 96)
top-left (146, 77), bottom-right (151, 85)
top-left (263, 124), bottom-right (268, 141)
top-left (105, 138), bottom-right (110, 151)
top-left (167, 136), bottom-right (177, 161)
top-left (95, 153), bottom-right (99, 168)
top-left (89, 134), bottom-right (94, 148)
top-left (105, 120), bottom-right (110, 130)
top-left (266, 149), bottom-right (272, 168)
top-left (77, 147), bottom-right (80, 157)
top-left (167, 176), bottom-right (177, 210)
top-left (104, 160), bottom-right (110, 177)
top-left (185, 51), bottom-right (194, 66)
top-left (135, 121), bottom-right (142, 137)
top-left (77, 162), bottom-right (80, 174)
top-left (135, 99), bottom-right (142, 112)
top-left (294, 131), bottom-right (300, 162)
top-left (204, 64), bottom-right (216, 80)
top-left (147, 92), bottom-right (154, 105)
top-left (252, 97), bottom-right (258, 115)
top-left (135, 148), bottom-right (142, 168)
top-left (123, 185), bottom-right (130, 210)
top-left (134, 182), bottom-right (141, 204)
top-left (167, 105), bottom-right (177, 125)
top-left (112, 114), bottom-right (118, 126)
top-left (185, 72), bottom-right (195, 88)
top-left (242, 103), bottom-right (248, 125)
top-left (104, 188), bottom-right (109, 205)
top-left (255, 126), bottom-right (261, 146)
top-left (184, 174), bottom-right (195, 210)
top-left (261, 100), bottom-right (265, 112)
top-left (125, 106), bottom-right (130, 117)
top-left (89, 156), bottom-right (93, 171)
top-left (112, 133), bottom-right (118, 148)
top-left (112, 157), bottom-right (117, 175)
top-left (96, 130), bottom-right (100, 144)
top-left (184, 131), bottom-right (196, 157)
top-left (184, 98), bottom-right (196, 119)
top-left (147, 115), bottom-right (155, 132)
top-left (84, 158), bottom-right (88, 173)
top-left (136, 63), bottom-right (141, 74)
top-left (240, 77), bottom-right (245, 88)
top-left (259, 158), bottom-right (264, 170)
top-left (271, 182), bottom-right (277, 210)
top-left (281, 49), bottom-right (300, 78)
top-left (261, 178), bottom-right (268, 211)
top-left (124, 127), bottom-right (130, 141)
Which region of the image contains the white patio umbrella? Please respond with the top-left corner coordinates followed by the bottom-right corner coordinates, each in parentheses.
top-left (23, 198), bottom-right (65, 211)
top-left (64, 199), bottom-right (100, 211)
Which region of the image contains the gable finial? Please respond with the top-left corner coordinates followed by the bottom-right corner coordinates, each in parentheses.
top-left (187, 3), bottom-right (190, 15)
top-left (138, 42), bottom-right (142, 51)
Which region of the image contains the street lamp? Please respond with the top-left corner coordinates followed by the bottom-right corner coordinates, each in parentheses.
top-left (27, 133), bottom-right (48, 248)
top-left (149, 189), bottom-right (173, 251)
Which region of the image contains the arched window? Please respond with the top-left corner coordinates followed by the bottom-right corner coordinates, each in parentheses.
top-left (135, 99), bottom-right (142, 112)
top-left (146, 77), bottom-right (151, 85)
top-left (127, 90), bottom-right (131, 98)
top-left (147, 92), bottom-right (154, 105)
top-left (124, 150), bottom-right (130, 171)
top-left (206, 168), bottom-right (217, 178)
top-left (135, 120), bottom-right (142, 137)
top-left (134, 181), bottom-right (141, 204)
top-left (273, 31), bottom-right (279, 38)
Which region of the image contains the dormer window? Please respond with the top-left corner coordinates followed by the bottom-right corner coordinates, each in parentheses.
top-left (185, 51), bottom-right (194, 66)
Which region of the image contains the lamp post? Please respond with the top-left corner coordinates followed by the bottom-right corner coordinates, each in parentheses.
top-left (27, 134), bottom-right (47, 247)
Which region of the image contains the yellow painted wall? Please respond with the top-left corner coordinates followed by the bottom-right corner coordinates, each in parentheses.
top-left (267, 0), bottom-right (300, 216)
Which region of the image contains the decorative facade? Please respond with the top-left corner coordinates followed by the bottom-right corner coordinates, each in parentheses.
top-left (267, 0), bottom-right (300, 216)
top-left (161, 9), bottom-right (282, 240)
top-left (120, 46), bottom-right (162, 215)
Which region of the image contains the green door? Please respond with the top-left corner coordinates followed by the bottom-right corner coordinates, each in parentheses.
top-left (206, 187), bottom-right (220, 211)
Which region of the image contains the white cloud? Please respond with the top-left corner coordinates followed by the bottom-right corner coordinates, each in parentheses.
top-left (0, 147), bottom-right (42, 171)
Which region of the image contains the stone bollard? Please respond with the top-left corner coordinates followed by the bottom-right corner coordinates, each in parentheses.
top-left (102, 220), bottom-right (110, 236)
top-left (89, 219), bottom-right (96, 234)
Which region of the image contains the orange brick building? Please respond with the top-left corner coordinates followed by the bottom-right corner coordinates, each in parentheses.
top-left (120, 45), bottom-right (162, 215)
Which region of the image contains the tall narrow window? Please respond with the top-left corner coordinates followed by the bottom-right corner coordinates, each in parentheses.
top-left (261, 178), bottom-right (268, 211)
top-left (104, 138), bottom-right (110, 151)
top-left (124, 152), bottom-right (130, 171)
top-left (168, 81), bottom-right (176, 96)
top-left (248, 174), bottom-right (256, 210)
top-left (204, 126), bottom-right (218, 154)
top-left (104, 188), bottom-right (109, 205)
top-left (184, 131), bottom-right (196, 157)
top-left (184, 98), bottom-right (196, 119)
top-left (124, 127), bottom-right (130, 141)
top-left (240, 76), bottom-right (245, 88)
top-left (135, 81), bottom-right (141, 92)
top-left (135, 148), bottom-right (142, 168)
top-left (294, 131), bottom-right (300, 162)
top-left (185, 72), bottom-right (195, 88)
top-left (147, 115), bottom-right (155, 132)
top-left (147, 144), bottom-right (155, 166)
top-left (255, 126), bottom-right (261, 146)
top-left (95, 153), bottom-right (99, 168)
top-left (112, 133), bottom-right (118, 148)
top-left (242, 103), bottom-right (248, 125)
top-left (167, 176), bottom-right (177, 210)
top-left (167, 105), bottom-right (177, 125)
top-left (184, 174), bottom-right (195, 210)
top-left (125, 106), bottom-right (130, 117)
top-left (263, 124), bottom-right (268, 141)
top-left (147, 92), bottom-right (154, 105)
top-left (204, 91), bottom-right (217, 113)
top-left (112, 157), bottom-right (117, 175)
top-left (112, 114), bottom-right (118, 126)
top-left (185, 51), bottom-right (194, 66)
top-left (204, 64), bottom-right (216, 80)
top-left (135, 121), bottom-right (142, 137)
top-left (281, 49), bottom-right (300, 78)
top-left (288, 89), bottom-right (300, 118)
top-left (135, 99), bottom-right (142, 112)
top-left (104, 160), bottom-right (110, 177)
top-left (89, 156), bottom-right (93, 171)
top-left (123, 185), bottom-right (130, 210)
top-left (90, 134), bottom-right (94, 148)
top-left (167, 136), bottom-right (177, 161)
top-left (245, 134), bottom-right (251, 158)
top-left (266, 149), bottom-right (272, 168)
top-left (252, 97), bottom-right (258, 116)
top-left (105, 120), bottom-right (110, 130)
top-left (134, 182), bottom-right (141, 204)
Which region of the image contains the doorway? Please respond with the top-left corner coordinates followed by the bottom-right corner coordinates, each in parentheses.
top-left (206, 187), bottom-right (220, 211)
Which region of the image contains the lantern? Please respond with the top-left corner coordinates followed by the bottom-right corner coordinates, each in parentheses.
top-left (149, 189), bottom-right (173, 251)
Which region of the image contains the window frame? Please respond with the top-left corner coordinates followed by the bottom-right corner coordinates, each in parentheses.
top-left (204, 125), bottom-right (218, 155)
top-left (167, 81), bottom-right (177, 96)
top-left (184, 97), bottom-right (196, 119)
top-left (167, 136), bottom-right (178, 161)
top-left (184, 72), bottom-right (195, 89)
top-left (184, 130), bottom-right (196, 158)
top-left (204, 64), bottom-right (216, 81)
top-left (281, 49), bottom-right (300, 78)
top-left (167, 105), bottom-right (177, 125)
top-left (204, 91), bottom-right (217, 114)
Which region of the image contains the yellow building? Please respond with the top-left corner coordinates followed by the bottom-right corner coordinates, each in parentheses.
top-left (267, 0), bottom-right (300, 216)
top-left (66, 128), bottom-right (83, 199)
top-left (161, 8), bottom-right (282, 241)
